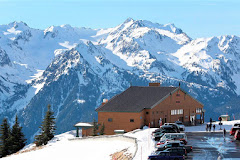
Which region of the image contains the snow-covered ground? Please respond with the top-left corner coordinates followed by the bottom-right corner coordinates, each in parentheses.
top-left (3, 131), bottom-right (136, 160)
top-left (3, 120), bottom-right (240, 160)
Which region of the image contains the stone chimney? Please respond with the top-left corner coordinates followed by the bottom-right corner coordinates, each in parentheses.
top-left (149, 83), bottom-right (161, 87)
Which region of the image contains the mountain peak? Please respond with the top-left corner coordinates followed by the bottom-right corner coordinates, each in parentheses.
top-left (60, 24), bottom-right (73, 29)
top-left (8, 21), bottom-right (28, 28)
top-left (123, 17), bottom-right (134, 24)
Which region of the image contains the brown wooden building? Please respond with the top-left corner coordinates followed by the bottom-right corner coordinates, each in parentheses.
top-left (95, 83), bottom-right (204, 135)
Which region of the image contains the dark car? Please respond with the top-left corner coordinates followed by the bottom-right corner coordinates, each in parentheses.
top-left (154, 127), bottom-right (178, 141)
top-left (156, 141), bottom-right (192, 153)
top-left (154, 132), bottom-right (165, 141)
top-left (230, 127), bottom-right (240, 135)
top-left (234, 123), bottom-right (240, 127)
top-left (164, 147), bottom-right (188, 158)
top-left (148, 151), bottom-right (185, 160)
top-left (153, 128), bottom-right (162, 134)
top-left (161, 125), bottom-right (179, 132)
top-left (163, 123), bottom-right (181, 133)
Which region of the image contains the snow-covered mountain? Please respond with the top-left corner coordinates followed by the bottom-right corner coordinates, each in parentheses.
top-left (0, 19), bottom-right (240, 142)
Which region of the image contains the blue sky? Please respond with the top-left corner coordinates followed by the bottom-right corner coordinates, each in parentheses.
top-left (0, 0), bottom-right (239, 39)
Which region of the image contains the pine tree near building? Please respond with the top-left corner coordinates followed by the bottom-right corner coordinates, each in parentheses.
top-left (92, 119), bottom-right (98, 136)
top-left (0, 118), bottom-right (11, 158)
top-left (100, 123), bottom-right (105, 135)
top-left (35, 105), bottom-right (56, 146)
top-left (9, 115), bottom-right (26, 154)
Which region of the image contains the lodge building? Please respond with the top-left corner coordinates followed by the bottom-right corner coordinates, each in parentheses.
top-left (95, 83), bottom-right (204, 135)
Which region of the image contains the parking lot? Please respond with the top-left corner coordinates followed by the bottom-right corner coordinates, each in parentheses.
top-left (186, 132), bottom-right (240, 160)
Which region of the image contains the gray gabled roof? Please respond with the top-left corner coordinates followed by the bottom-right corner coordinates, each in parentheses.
top-left (96, 86), bottom-right (179, 112)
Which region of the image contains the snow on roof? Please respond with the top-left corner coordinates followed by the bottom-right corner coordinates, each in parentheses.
top-left (74, 122), bottom-right (93, 127)
top-left (220, 115), bottom-right (230, 117)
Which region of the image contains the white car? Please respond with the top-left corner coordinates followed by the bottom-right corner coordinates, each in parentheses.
top-left (175, 121), bottom-right (185, 131)
top-left (156, 140), bottom-right (184, 148)
top-left (160, 133), bottom-right (187, 141)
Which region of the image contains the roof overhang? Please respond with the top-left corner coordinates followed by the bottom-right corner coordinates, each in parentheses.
top-left (74, 122), bottom-right (93, 129)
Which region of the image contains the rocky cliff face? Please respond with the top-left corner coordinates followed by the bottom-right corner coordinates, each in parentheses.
top-left (0, 19), bottom-right (239, 142)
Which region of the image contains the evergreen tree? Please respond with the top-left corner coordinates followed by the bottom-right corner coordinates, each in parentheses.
top-left (100, 123), bottom-right (105, 135)
top-left (0, 118), bottom-right (11, 158)
top-left (35, 105), bottom-right (56, 146)
top-left (92, 119), bottom-right (98, 136)
top-left (9, 115), bottom-right (26, 154)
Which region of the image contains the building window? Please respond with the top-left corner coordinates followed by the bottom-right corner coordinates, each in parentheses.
top-left (176, 94), bottom-right (180, 96)
top-left (171, 109), bottom-right (183, 115)
top-left (196, 108), bottom-right (202, 113)
top-left (176, 101), bottom-right (180, 103)
top-left (108, 118), bottom-right (113, 122)
top-left (156, 111), bottom-right (158, 114)
top-left (146, 112), bottom-right (149, 114)
top-left (130, 119), bottom-right (134, 122)
top-left (179, 109), bottom-right (183, 114)
top-left (152, 111), bottom-right (154, 115)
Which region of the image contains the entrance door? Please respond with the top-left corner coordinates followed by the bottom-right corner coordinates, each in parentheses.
top-left (190, 115), bottom-right (195, 125)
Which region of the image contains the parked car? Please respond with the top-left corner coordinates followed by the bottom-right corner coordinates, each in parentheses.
top-left (153, 128), bottom-right (162, 134)
top-left (164, 147), bottom-right (188, 158)
top-left (164, 123), bottom-right (180, 133)
top-left (160, 133), bottom-right (188, 144)
top-left (156, 140), bottom-right (184, 151)
top-left (153, 126), bottom-right (179, 141)
top-left (156, 141), bottom-right (192, 153)
top-left (230, 127), bottom-right (240, 135)
top-left (153, 126), bottom-right (177, 134)
top-left (175, 121), bottom-right (185, 131)
top-left (234, 123), bottom-right (240, 127)
top-left (234, 130), bottom-right (240, 140)
top-left (148, 151), bottom-right (185, 160)
top-left (154, 132), bottom-right (165, 141)
top-left (152, 126), bottom-right (173, 134)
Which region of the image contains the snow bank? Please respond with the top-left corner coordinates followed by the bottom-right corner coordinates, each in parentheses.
top-left (3, 131), bottom-right (136, 160)
top-left (125, 128), bottom-right (156, 160)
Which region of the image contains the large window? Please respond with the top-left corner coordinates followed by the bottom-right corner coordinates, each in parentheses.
top-left (171, 109), bottom-right (183, 115)
top-left (108, 118), bottom-right (113, 122)
top-left (130, 119), bottom-right (134, 122)
top-left (196, 108), bottom-right (202, 113)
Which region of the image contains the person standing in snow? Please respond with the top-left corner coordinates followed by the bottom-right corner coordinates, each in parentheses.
top-left (206, 124), bottom-right (208, 132)
top-left (223, 128), bottom-right (226, 139)
top-left (213, 124), bottom-right (216, 132)
top-left (209, 123), bottom-right (212, 132)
